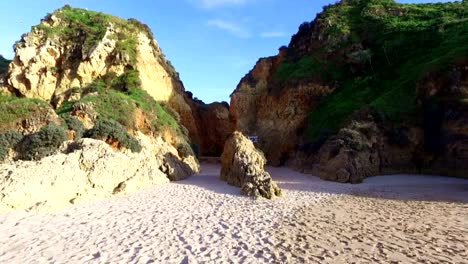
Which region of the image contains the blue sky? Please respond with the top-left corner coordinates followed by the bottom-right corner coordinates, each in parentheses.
top-left (0, 0), bottom-right (452, 103)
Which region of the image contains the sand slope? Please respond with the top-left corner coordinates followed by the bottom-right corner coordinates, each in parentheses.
top-left (0, 164), bottom-right (467, 263)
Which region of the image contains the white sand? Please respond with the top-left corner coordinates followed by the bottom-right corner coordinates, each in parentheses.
top-left (0, 163), bottom-right (467, 263)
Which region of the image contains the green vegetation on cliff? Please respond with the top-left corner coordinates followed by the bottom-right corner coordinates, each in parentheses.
top-left (0, 7), bottom-right (190, 162)
top-left (34, 5), bottom-right (141, 63)
top-left (276, 0), bottom-right (468, 143)
top-left (22, 123), bottom-right (68, 161)
top-left (0, 131), bottom-right (23, 161)
top-left (85, 119), bottom-right (142, 153)
top-left (0, 73), bottom-right (186, 160)
top-left (0, 55), bottom-right (10, 75)
top-left (0, 95), bottom-right (51, 133)
top-left (57, 71), bottom-right (186, 140)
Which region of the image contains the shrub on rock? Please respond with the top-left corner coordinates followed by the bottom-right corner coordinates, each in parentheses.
top-left (23, 123), bottom-right (68, 161)
top-left (111, 70), bottom-right (141, 93)
top-left (62, 114), bottom-right (85, 139)
top-left (0, 130), bottom-right (23, 161)
top-left (176, 143), bottom-right (195, 158)
top-left (221, 131), bottom-right (282, 199)
top-left (84, 119), bottom-right (142, 153)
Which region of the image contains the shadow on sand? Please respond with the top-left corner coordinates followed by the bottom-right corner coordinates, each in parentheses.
top-left (271, 166), bottom-right (468, 204)
top-left (176, 163), bottom-right (468, 204)
top-left (174, 163), bottom-right (242, 197)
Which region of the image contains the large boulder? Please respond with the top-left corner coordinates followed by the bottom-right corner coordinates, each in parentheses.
top-left (221, 131), bottom-right (282, 199)
top-left (312, 118), bottom-right (382, 184)
top-left (0, 133), bottom-right (199, 213)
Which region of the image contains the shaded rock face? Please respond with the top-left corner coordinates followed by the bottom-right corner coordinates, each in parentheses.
top-left (0, 133), bottom-right (199, 213)
top-left (230, 54), bottom-right (333, 166)
top-left (160, 152), bottom-right (199, 181)
top-left (303, 111), bottom-right (421, 183)
top-left (416, 65), bottom-right (468, 178)
top-left (221, 131), bottom-right (282, 199)
top-left (189, 100), bottom-right (234, 156)
top-left (285, 66), bottom-right (468, 184)
top-left (299, 64), bottom-right (468, 183)
top-left (0, 55), bottom-right (10, 81)
top-left (311, 116), bottom-right (381, 183)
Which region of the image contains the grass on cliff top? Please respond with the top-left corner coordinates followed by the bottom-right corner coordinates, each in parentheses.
top-left (0, 55), bottom-right (10, 75)
top-left (275, 0), bottom-right (468, 143)
top-left (0, 95), bottom-right (51, 133)
top-left (33, 5), bottom-right (143, 63)
top-left (32, 5), bottom-right (179, 78)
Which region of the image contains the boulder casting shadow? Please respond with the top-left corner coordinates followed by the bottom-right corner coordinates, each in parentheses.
top-left (220, 131), bottom-right (282, 199)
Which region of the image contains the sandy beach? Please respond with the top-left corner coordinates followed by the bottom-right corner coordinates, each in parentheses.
top-left (0, 163), bottom-right (467, 263)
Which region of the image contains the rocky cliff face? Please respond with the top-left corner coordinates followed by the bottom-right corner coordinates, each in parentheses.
top-left (0, 56), bottom-right (9, 88)
top-left (299, 64), bottom-right (468, 183)
top-left (187, 98), bottom-right (234, 156)
top-left (231, 0), bottom-right (468, 181)
top-left (230, 52), bottom-right (333, 165)
top-left (295, 66), bottom-right (468, 183)
top-left (0, 6), bottom-right (208, 151)
top-left (0, 6), bottom-right (232, 156)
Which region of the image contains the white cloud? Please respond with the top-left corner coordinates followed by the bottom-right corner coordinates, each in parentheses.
top-left (192, 0), bottom-right (248, 9)
top-left (207, 19), bottom-right (251, 38)
top-left (0, 50), bottom-right (14, 59)
top-left (260, 31), bottom-right (287, 38)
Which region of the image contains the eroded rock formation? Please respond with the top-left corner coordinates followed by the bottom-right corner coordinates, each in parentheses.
top-left (221, 131), bottom-right (282, 199)
top-left (0, 133), bottom-right (199, 213)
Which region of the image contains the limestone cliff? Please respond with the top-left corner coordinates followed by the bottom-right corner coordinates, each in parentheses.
top-left (0, 6), bottom-right (203, 150)
top-left (0, 6), bottom-right (205, 213)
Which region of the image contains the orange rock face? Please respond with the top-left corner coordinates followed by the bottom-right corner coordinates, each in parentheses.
top-left (230, 55), bottom-right (334, 165)
top-left (183, 95), bottom-right (234, 157)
